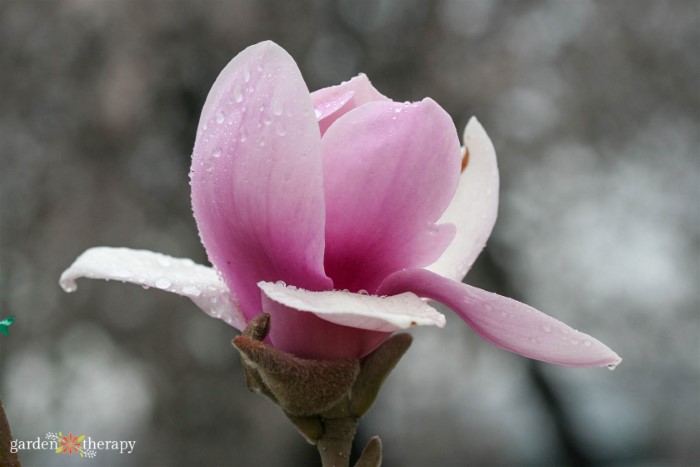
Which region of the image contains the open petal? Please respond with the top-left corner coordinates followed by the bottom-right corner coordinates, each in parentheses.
top-left (322, 99), bottom-right (461, 292)
top-left (311, 73), bottom-right (389, 135)
top-left (60, 247), bottom-right (246, 330)
top-left (427, 118), bottom-right (500, 281)
top-left (378, 269), bottom-right (621, 368)
top-left (191, 41), bottom-right (333, 320)
top-left (259, 281), bottom-right (445, 332)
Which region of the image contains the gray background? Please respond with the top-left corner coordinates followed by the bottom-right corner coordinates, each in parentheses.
top-left (1, 0), bottom-right (698, 466)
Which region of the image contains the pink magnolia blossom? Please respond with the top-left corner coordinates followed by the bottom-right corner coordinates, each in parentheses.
top-left (60, 41), bottom-right (620, 368)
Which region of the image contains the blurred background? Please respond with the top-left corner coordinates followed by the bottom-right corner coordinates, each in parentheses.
top-left (1, 0), bottom-right (698, 466)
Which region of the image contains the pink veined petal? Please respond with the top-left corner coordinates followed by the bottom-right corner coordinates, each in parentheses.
top-left (258, 281), bottom-right (445, 332)
top-left (378, 269), bottom-right (622, 368)
top-left (261, 292), bottom-right (390, 360)
top-left (191, 41), bottom-right (333, 320)
top-left (322, 99), bottom-right (461, 293)
top-left (427, 117), bottom-right (500, 281)
top-left (311, 73), bottom-right (390, 135)
top-left (59, 247), bottom-right (246, 330)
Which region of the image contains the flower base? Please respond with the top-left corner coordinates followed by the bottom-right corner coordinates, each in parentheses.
top-left (232, 314), bottom-right (412, 467)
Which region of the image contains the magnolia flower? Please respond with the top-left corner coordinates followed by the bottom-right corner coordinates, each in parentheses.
top-left (61, 41), bottom-right (620, 368)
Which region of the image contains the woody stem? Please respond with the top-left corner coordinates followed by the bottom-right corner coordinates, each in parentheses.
top-left (0, 397), bottom-right (21, 467)
top-left (317, 417), bottom-right (358, 467)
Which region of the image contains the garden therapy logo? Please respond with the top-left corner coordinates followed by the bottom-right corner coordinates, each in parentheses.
top-left (47, 432), bottom-right (95, 458)
top-left (10, 432), bottom-right (136, 458)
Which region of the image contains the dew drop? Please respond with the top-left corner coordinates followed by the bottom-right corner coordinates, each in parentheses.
top-left (182, 285), bottom-right (202, 297)
top-left (275, 280), bottom-right (287, 287)
top-left (358, 289), bottom-right (369, 295)
top-left (607, 364), bottom-right (618, 371)
top-left (234, 85), bottom-right (243, 103)
top-left (155, 278), bottom-right (171, 290)
top-left (113, 268), bottom-right (132, 279)
top-left (216, 111), bottom-right (225, 124)
top-left (212, 148), bottom-right (222, 158)
top-left (583, 340), bottom-right (592, 347)
top-left (274, 121), bottom-right (287, 136)
top-left (314, 108), bottom-right (322, 119)
top-left (243, 66), bottom-right (251, 83)
top-left (271, 100), bottom-right (284, 116)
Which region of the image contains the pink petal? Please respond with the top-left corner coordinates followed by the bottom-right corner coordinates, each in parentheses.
top-left (259, 281), bottom-right (445, 331)
top-left (427, 118), bottom-right (500, 281)
top-left (311, 73), bottom-right (389, 134)
top-left (60, 247), bottom-right (246, 330)
top-left (378, 269), bottom-right (622, 368)
top-left (191, 41), bottom-right (332, 320)
top-left (261, 293), bottom-right (390, 360)
top-left (322, 99), bottom-right (461, 292)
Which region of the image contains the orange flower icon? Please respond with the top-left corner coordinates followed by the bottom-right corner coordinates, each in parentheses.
top-left (56, 432), bottom-right (85, 456)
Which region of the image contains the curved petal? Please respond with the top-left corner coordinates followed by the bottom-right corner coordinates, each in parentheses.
top-left (59, 247), bottom-right (246, 330)
top-left (191, 41), bottom-right (332, 320)
top-left (322, 99), bottom-right (461, 292)
top-left (259, 281), bottom-right (445, 332)
top-left (311, 73), bottom-right (389, 135)
top-left (427, 118), bottom-right (500, 281)
top-left (378, 269), bottom-right (622, 368)
top-left (261, 294), bottom-right (390, 360)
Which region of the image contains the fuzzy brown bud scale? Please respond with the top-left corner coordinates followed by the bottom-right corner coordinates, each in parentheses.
top-left (232, 313), bottom-right (412, 467)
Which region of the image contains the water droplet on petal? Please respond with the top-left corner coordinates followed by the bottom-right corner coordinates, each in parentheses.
top-left (234, 85), bottom-right (243, 103)
top-left (271, 100), bottom-right (284, 116)
top-left (155, 278), bottom-right (171, 290)
top-left (243, 66), bottom-right (251, 83)
top-left (358, 289), bottom-right (369, 295)
top-left (216, 111), bottom-right (225, 124)
top-left (182, 285), bottom-right (202, 297)
top-left (607, 364), bottom-right (618, 371)
top-left (113, 269), bottom-right (132, 279)
top-left (275, 280), bottom-right (287, 287)
top-left (274, 121), bottom-right (286, 136)
top-left (212, 148), bottom-right (222, 158)
top-left (314, 108), bottom-right (322, 119)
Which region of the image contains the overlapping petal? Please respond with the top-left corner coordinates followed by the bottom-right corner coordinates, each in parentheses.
top-left (191, 41), bottom-right (332, 320)
top-left (259, 281), bottom-right (445, 332)
top-left (378, 269), bottom-right (621, 368)
top-left (427, 118), bottom-right (500, 281)
top-left (311, 74), bottom-right (389, 134)
top-left (322, 99), bottom-right (461, 292)
top-left (59, 247), bottom-right (246, 330)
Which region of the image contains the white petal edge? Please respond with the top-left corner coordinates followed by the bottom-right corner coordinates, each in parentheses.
top-left (60, 247), bottom-right (246, 330)
top-left (426, 117), bottom-right (500, 281)
top-left (258, 281), bottom-right (446, 332)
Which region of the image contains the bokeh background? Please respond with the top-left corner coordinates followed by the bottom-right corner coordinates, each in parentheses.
top-left (1, 0), bottom-right (698, 466)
